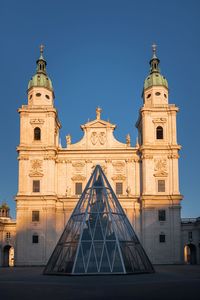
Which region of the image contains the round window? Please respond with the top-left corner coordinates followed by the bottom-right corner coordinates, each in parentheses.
top-left (155, 92), bottom-right (161, 96)
top-left (45, 95), bottom-right (50, 99)
top-left (36, 93), bottom-right (41, 97)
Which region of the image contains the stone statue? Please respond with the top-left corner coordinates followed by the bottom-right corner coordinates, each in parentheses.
top-left (126, 134), bottom-right (131, 147)
top-left (66, 134), bottom-right (71, 145)
top-left (126, 186), bottom-right (131, 197)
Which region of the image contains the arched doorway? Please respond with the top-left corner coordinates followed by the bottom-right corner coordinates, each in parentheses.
top-left (184, 244), bottom-right (197, 265)
top-left (3, 245), bottom-right (14, 267)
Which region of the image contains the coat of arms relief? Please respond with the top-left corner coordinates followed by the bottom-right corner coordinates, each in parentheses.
top-left (154, 158), bottom-right (168, 177)
top-left (90, 131), bottom-right (106, 145)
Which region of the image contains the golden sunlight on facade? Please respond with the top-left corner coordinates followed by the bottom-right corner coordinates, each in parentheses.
top-left (0, 45), bottom-right (199, 267)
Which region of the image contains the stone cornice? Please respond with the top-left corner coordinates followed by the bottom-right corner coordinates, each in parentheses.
top-left (139, 104), bottom-right (179, 113)
top-left (140, 194), bottom-right (183, 201)
top-left (139, 145), bottom-right (181, 151)
top-left (57, 148), bottom-right (138, 155)
top-left (15, 195), bottom-right (58, 201)
top-left (18, 106), bottom-right (57, 113)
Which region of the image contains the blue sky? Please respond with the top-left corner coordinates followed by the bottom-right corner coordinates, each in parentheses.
top-left (0, 0), bottom-right (199, 218)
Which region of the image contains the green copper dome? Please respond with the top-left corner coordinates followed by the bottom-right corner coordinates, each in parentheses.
top-left (144, 73), bottom-right (168, 90)
top-left (28, 45), bottom-right (53, 92)
top-left (143, 44), bottom-right (168, 90)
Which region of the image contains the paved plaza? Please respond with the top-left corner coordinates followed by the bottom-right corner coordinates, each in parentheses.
top-left (0, 265), bottom-right (200, 300)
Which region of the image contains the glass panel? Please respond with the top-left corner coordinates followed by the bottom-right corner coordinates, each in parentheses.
top-left (73, 248), bottom-right (85, 273)
top-left (93, 242), bottom-right (104, 270)
top-left (93, 217), bottom-right (103, 240)
top-left (105, 241), bottom-right (116, 270)
top-left (87, 245), bottom-right (98, 273)
top-left (99, 245), bottom-right (111, 273)
top-left (112, 246), bottom-right (124, 273)
top-left (81, 241), bottom-right (92, 268)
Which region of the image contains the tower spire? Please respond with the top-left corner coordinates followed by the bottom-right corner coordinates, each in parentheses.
top-left (36, 44), bottom-right (47, 75)
top-left (149, 43), bottom-right (160, 74)
top-left (39, 44), bottom-right (45, 59)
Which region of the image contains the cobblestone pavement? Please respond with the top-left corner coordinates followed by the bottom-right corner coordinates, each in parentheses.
top-left (0, 265), bottom-right (200, 300)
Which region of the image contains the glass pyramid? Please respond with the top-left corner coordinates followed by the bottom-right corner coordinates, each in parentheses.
top-left (44, 165), bottom-right (154, 275)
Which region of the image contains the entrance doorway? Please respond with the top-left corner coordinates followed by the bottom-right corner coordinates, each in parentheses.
top-left (184, 244), bottom-right (197, 264)
top-left (3, 245), bottom-right (14, 267)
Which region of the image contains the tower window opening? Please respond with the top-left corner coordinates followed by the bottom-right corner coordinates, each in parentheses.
top-left (158, 180), bottom-right (165, 192)
top-left (155, 92), bottom-right (161, 96)
top-left (159, 234), bottom-right (166, 243)
top-left (158, 210), bottom-right (166, 221)
top-left (164, 94), bottom-right (167, 98)
top-left (45, 95), bottom-right (50, 99)
top-left (156, 126), bottom-right (163, 139)
top-left (147, 94), bottom-right (151, 99)
top-left (33, 180), bottom-right (40, 193)
top-left (32, 211), bottom-right (40, 222)
top-left (36, 93), bottom-right (41, 97)
top-left (6, 232), bottom-right (11, 239)
top-left (75, 182), bottom-right (82, 195)
top-left (116, 182), bottom-right (123, 195)
top-left (34, 127), bottom-right (41, 140)
top-left (32, 234), bottom-right (39, 244)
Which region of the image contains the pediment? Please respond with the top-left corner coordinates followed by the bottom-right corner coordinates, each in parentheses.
top-left (81, 119), bottom-right (116, 130)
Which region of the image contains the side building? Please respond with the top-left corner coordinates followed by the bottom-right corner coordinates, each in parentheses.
top-left (0, 203), bottom-right (16, 266)
top-left (13, 45), bottom-right (182, 265)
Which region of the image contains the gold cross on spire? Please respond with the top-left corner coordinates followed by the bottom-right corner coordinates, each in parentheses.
top-left (40, 44), bottom-right (44, 54)
top-left (152, 43), bottom-right (157, 58)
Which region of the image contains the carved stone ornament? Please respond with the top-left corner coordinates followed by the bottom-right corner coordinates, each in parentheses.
top-left (154, 158), bottom-right (168, 177)
top-left (90, 132), bottom-right (106, 145)
top-left (30, 119), bottom-right (45, 125)
top-left (71, 175), bottom-right (86, 181)
top-left (112, 174), bottom-right (126, 181)
top-left (142, 154), bottom-right (153, 159)
top-left (44, 155), bottom-right (55, 160)
top-left (91, 132), bottom-right (98, 145)
top-left (85, 159), bottom-right (92, 163)
top-left (105, 159), bottom-right (112, 163)
top-left (72, 162), bottom-right (85, 169)
top-left (152, 118), bottom-right (167, 123)
top-left (18, 155), bottom-right (29, 160)
top-left (29, 159), bottom-right (43, 177)
top-left (168, 154), bottom-right (180, 159)
top-left (112, 161), bottom-right (125, 172)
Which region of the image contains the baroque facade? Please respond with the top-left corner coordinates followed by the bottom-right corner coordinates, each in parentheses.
top-left (1, 45), bottom-right (190, 266)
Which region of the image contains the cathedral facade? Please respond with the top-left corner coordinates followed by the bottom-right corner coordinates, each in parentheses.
top-left (14, 46), bottom-right (183, 265)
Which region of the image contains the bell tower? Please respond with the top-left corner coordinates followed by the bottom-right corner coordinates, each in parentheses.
top-left (136, 44), bottom-right (183, 264)
top-left (16, 46), bottom-right (61, 266)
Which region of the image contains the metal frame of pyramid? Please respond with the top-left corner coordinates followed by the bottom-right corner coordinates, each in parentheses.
top-left (43, 165), bottom-right (154, 275)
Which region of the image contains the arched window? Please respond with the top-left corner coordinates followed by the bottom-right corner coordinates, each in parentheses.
top-left (156, 126), bottom-right (163, 139)
top-left (34, 127), bottom-right (41, 140)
